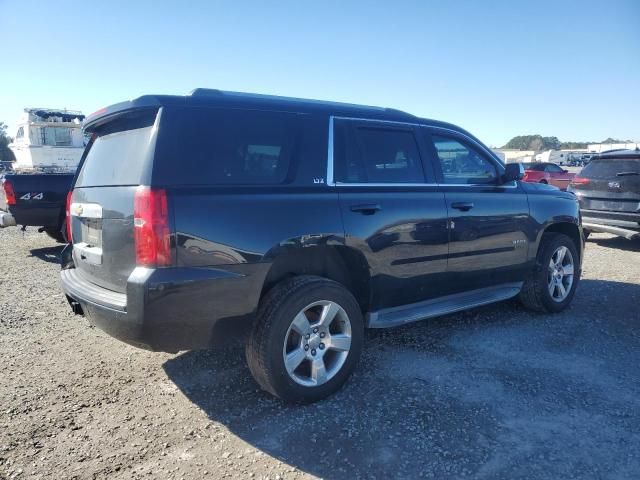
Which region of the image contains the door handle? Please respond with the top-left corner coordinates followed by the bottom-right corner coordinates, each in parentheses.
top-left (350, 204), bottom-right (382, 215)
top-left (451, 201), bottom-right (474, 211)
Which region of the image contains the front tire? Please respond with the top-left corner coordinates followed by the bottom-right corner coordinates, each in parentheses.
top-left (246, 276), bottom-right (364, 403)
top-left (519, 233), bottom-right (580, 313)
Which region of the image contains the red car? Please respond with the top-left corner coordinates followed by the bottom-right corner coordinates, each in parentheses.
top-left (521, 162), bottom-right (575, 190)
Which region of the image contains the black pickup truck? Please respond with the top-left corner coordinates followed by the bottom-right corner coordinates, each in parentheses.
top-left (60, 89), bottom-right (584, 403)
top-left (1, 172), bottom-right (74, 242)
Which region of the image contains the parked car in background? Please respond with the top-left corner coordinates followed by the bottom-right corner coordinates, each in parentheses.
top-left (0, 108), bottom-right (85, 241)
top-left (521, 162), bottom-right (575, 190)
top-left (60, 89), bottom-right (583, 403)
top-left (1, 172), bottom-right (75, 241)
top-left (568, 148), bottom-right (640, 240)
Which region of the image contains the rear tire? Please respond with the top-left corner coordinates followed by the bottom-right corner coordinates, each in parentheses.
top-left (246, 276), bottom-right (364, 404)
top-left (44, 226), bottom-right (66, 243)
top-left (539, 180), bottom-right (548, 184)
top-left (519, 233), bottom-right (580, 313)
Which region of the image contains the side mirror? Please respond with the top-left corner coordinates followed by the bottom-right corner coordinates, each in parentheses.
top-left (503, 163), bottom-right (524, 183)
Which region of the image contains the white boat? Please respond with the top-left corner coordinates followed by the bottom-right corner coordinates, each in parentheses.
top-left (8, 108), bottom-right (86, 172)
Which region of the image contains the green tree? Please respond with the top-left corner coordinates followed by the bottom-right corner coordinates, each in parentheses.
top-left (0, 122), bottom-right (16, 166)
top-left (502, 135), bottom-right (561, 151)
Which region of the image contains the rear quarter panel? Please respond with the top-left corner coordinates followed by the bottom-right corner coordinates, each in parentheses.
top-left (171, 186), bottom-right (344, 267)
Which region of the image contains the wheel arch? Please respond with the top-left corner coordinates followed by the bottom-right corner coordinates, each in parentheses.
top-left (260, 245), bottom-right (372, 313)
top-left (540, 221), bottom-right (582, 261)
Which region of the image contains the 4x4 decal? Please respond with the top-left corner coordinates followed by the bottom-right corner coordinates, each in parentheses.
top-left (19, 192), bottom-right (44, 201)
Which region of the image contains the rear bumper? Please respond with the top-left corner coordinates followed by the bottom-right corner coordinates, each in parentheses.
top-left (3, 203), bottom-right (63, 228)
top-left (60, 264), bottom-right (268, 352)
top-left (0, 210), bottom-right (16, 227)
top-left (582, 209), bottom-right (640, 239)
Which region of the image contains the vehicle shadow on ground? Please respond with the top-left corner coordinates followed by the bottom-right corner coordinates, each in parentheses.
top-left (163, 278), bottom-right (640, 479)
top-left (28, 245), bottom-right (63, 264)
top-left (588, 235), bottom-right (640, 252)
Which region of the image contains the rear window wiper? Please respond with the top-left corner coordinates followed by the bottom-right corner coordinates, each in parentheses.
top-left (616, 171), bottom-right (639, 176)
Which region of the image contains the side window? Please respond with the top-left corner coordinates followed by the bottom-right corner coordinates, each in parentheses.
top-left (431, 135), bottom-right (497, 185)
top-left (155, 108), bottom-right (296, 185)
top-left (545, 164), bottom-right (563, 173)
top-left (334, 120), bottom-right (425, 183)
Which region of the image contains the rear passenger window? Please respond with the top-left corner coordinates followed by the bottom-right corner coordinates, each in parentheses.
top-left (431, 135), bottom-right (497, 185)
top-left (155, 108), bottom-right (297, 185)
top-left (334, 120), bottom-right (425, 183)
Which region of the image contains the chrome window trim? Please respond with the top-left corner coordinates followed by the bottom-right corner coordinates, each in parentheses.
top-left (327, 116), bottom-right (334, 185)
top-left (333, 182), bottom-right (517, 188)
top-left (326, 115), bottom-right (518, 189)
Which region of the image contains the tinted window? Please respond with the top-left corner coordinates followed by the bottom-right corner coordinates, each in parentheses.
top-left (545, 163), bottom-right (564, 172)
top-left (431, 135), bottom-right (497, 184)
top-left (155, 108), bottom-right (296, 185)
top-left (76, 126), bottom-right (153, 187)
top-left (334, 121), bottom-right (425, 183)
top-left (581, 159), bottom-right (640, 178)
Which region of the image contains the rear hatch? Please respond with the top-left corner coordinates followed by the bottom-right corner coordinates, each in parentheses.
top-left (70, 109), bottom-right (159, 293)
top-left (571, 157), bottom-right (640, 213)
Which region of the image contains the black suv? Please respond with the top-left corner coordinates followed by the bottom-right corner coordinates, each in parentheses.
top-left (568, 149), bottom-right (640, 240)
top-left (61, 90), bottom-right (583, 403)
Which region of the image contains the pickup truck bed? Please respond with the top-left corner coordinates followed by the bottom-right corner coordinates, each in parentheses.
top-left (1, 172), bottom-right (74, 242)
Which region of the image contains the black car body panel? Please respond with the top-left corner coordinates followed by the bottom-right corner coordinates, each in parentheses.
top-left (567, 149), bottom-right (640, 239)
top-left (60, 90), bottom-right (583, 352)
top-left (1, 172), bottom-right (73, 229)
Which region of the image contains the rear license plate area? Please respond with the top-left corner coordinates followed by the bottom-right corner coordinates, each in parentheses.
top-left (80, 217), bottom-right (103, 247)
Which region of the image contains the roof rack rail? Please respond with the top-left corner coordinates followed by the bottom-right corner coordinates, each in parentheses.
top-left (188, 88), bottom-right (397, 112)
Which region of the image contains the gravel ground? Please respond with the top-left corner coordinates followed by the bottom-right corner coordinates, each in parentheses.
top-left (1, 227), bottom-right (639, 480)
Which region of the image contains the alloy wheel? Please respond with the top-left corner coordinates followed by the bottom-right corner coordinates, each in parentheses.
top-left (282, 300), bottom-right (352, 387)
top-left (547, 246), bottom-right (575, 302)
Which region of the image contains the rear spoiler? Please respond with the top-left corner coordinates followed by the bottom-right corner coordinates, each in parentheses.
top-left (83, 95), bottom-right (185, 131)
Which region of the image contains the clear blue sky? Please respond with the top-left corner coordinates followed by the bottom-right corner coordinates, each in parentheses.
top-left (1, 0), bottom-right (638, 147)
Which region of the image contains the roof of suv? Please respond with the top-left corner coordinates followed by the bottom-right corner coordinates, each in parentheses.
top-left (593, 148), bottom-right (640, 160)
top-left (84, 88), bottom-right (469, 137)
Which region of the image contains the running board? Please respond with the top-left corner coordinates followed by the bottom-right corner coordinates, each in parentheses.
top-left (367, 282), bottom-right (523, 328)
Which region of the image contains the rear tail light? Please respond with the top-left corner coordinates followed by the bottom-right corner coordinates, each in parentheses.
top-left (2, 179), bottom-right (16, 206)
top-left (65, 190), bottom-right (73, 243)
top-left (134, 187), bottom-right (171, 267)
top-left (570, 176), bottom-right (590, 186)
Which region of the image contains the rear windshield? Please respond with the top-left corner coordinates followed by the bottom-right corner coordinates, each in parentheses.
top-left (580, 159), bottom-right (640, 178)
top-left (75, 110), bottom-right (157, 187)
top-left (153, 107), bottom-right (299, 185)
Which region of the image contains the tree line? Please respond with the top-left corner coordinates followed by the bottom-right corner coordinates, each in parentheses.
top-left (0, 122), bottom-right (16, 165)
top-left (502, 135), bottom-right (634, 151)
